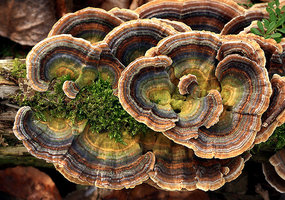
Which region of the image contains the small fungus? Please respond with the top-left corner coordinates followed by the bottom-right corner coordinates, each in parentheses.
top-left (108, 7), bottom-right (139, 21)
top-left (270, 148), bottom-right (285, 180)
top-left (118, 55), bottom-right (178, 132)
top-left (178, 74), bottom-right (199, 96)
top-left (218, 35), bottom-right (266, 67)
top-left (237, 33), bottom-right (284, 77)
top-left (263, 148), bottom-right (285, 193)
top-left (26, 34), bottom-right (125, 99)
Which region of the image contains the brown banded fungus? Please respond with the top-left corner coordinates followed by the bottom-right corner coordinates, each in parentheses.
top-left (26, 34), bottom-right (124, 99)
top-left (157, 19), bottom-right (192, 32)
top-left (14, 1), bottom-right (285, 191)
top-left (13, 106), bottom-right (155, 189)
top-left (119, 31), bottom-right (272, 159)
top-left (135, 0), bottom-right (245, 33)
top-left (280, 39), bottom-right (285, 77)
top-left (103, 18), bottom-right (178, 67)
top-left (263, 148), bottom-right (285, 193)
top-left (140, 132), bottom-right (250, 191)
top-left (221, 10), bottom-right (269, 35)
top-left (237, 33), bottom-right (284, 77)
top-left (254, 74), bottom-right (285, 145)
top-left (270, 148), bottom-right (285, 181)
top-left (26, 35), bottom-right (102, 99)
top-left (48, 8), bottom-right (124, 43)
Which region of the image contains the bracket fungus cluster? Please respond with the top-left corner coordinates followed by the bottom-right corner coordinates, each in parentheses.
top-left (13, 0), bottom-right (285, 192)
top-left (119, 31), bottom-right (272, 159)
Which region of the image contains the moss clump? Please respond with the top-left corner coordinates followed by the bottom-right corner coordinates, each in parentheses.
top-left (11, 62), bottom-right (149, 144)
top-left (263, 124), bottom-right (285, 150)
top-left (10, 58), bottom-right (26, 79)
top-left (252, 123), bottom-right (285, 154)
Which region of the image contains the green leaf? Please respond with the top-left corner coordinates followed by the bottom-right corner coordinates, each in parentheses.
top-left (268, 1), bottom-right (274, 8)
top-left (270, 12), bottom-right (277, 23)
top-left (275, 0), bottom-right (280, 7)
top-left (251, 28), bottom-right (263, 36)
top-left (267, 21), bottom-right (277, 34)
top-left (278, 27), bottom-right (285, 33)
top-left (281, 14), bottom-right (285, 24)
top-left (276, 7), bottom-right (281, 16)
top-left (274, 37), bottom-right (281, 43)
top-left (257, 21), bottom-right (265, 34)
top-left (270, 32), bottom-right (282, 38)
top-left (266, 6), bottom-right (277, 22)
top-left (281, 5), bottom-right (285, 11)
top-left (276, 17), bottom-right (285, 27)
top-left (263, 19), bottom-right (270, 28)
top-left (266, 7), bottom-right (274, 15)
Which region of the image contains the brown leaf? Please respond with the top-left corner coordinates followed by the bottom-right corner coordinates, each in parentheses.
top-left (0, 0), bottom-right (57, 46)
top-left (0, 166), bottom-right (62, 200)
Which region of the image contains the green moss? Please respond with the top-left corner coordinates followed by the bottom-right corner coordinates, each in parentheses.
top-left (10, 58), bottom-right (26, 78)
top-left (12, 62), bottom-right (150, 144)
top-left (252, 123), bottom-right (285, 154)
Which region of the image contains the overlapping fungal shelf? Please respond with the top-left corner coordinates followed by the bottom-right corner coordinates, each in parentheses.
top-left (141, 132), bottom-right (249, 191)
top-left (135, 0), bottom-right (245, 33)
top-left (221, 10), bottom-right (269, 35)
top-left (119, 31), bottom-right (271, 159)
top-left (254, 74), bottom-right (285, 145)
top-left (263, 149), bottom-right (285, 193)
top-left (13, 107), bottom-right (155, 189)
top-left (48, 8), bottom-right (124, 43)
top-left (26, 34), bottom-right (102, 98)
top-left (14, 0), bottom-right (285, 192)
top-left (108, 8), bottom-right (139, 21)
top-left (103, 18), bottom-right (178, 66)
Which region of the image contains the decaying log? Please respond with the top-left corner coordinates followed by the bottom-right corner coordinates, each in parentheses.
top-left (0, 146), bottom-right (53, 168)
top-left (0, 59), bottom-right (51, 167)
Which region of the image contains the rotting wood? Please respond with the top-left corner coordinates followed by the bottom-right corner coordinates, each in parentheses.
top-left (0, 59), bottom-right (23, 99)
top-left (0, 59), bottom-right (51, 167)
top-left (0, 147), bottom-right (53, 168)
top-left (0, 59), bottom-right (25, 71)
top-left (0, 85), bottom-right (19, 99)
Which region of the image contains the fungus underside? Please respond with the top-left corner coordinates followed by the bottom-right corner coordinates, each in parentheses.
top-left (12, 61), bottom-right (150, 144)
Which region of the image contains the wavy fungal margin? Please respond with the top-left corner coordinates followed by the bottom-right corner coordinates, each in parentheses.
top-left (13, 106), bottom-right (155, 189)
top-left (119, 31), bottom-right (272, 159)
top-left (48, 7), bottom-right (124, 43)
top-left (118, 55), bottom-right (178, 132)
top-left (141, 133), bottom-right (249, 191)
top-left (135, 0), bottom-right (245, 33)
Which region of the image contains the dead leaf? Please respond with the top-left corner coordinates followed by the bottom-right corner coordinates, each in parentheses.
top-left (0, 0), bottom-right (57, 46)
